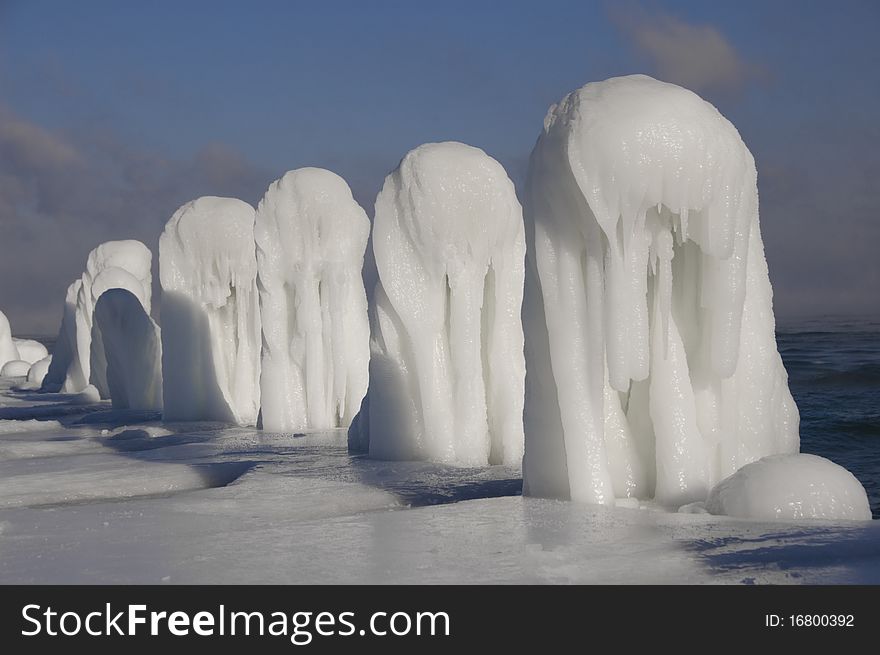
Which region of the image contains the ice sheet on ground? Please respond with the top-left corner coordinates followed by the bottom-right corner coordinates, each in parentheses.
top-left (0, 384), bottom-right (876, 584)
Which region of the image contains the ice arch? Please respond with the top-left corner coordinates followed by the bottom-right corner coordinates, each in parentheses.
top-left (350, 142), bottom-right (526, 466)
top-left (522, 75), bottom-right (799, 506)
top-left (42, 240), bottom-right (152, 394)
top-left (255, 168), bottom-right (370, 432)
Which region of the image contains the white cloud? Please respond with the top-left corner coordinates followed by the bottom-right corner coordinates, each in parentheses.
top-left (613, 7), bottom-right (761, 96)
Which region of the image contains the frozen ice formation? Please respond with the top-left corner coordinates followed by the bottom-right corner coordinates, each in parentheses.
top-left (42, 241), bottom-right (153, 395)
top-left (1, 359), bottom-right (29, 378)
top-left (705, 454), bottom-right (872, 521)
top-left (0, 310), bottom-right (17, 370)
top-left (0, 318), bottom-right (46, 379)
top-left (75, 241), bottom-right (152, 396)
top-left (350, 142), bottom-right (526, 466)
top-left (26, 355), bottom-right (52, 388)
top-left (88, 264), bottom-right (154, 399)
top-left (522, 75), bottom-right (799, 506)
top-left (94, 289), bottom-right (163, 411)
top-left (159, 196), bottom-right (261, 425)
top-left (255, 168), bottom-right (371, 432)
top-left (41, 281), bottom-right (81, 392)
top-left (12, 339), bottom-right (48, 365)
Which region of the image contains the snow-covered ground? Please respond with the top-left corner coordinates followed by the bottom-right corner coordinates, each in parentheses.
top-left (0, 378), bottom-right (877, 584)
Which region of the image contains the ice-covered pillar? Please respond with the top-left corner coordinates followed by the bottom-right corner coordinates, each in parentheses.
top-left (0, 310), bottom-right (18, 370)
top-left (41, 281), bottom-right (80, 392)
top-left (94, 288), bottom-right (163, 411)
top-left (522, 75), bottom-right (799, 506)
top-left (159, 196), bottom-right (261, 425)
top-left (350, 142), bottom-right (526, 466)
top-left (255, 168), bottom-right (370, 432)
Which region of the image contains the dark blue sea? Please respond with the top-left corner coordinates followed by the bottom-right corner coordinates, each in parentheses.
top-left (778, 318), bottom-right (880, 518)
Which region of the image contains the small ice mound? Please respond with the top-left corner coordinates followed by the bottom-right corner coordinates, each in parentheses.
top-left (27, 355), bottom-right (52, 386)
top-left (354, 141), bottom-right (526, 466)
top-left (0, 310), bottom-right (18, 370)
top-left (705, 454), bottom-right (872, 521)
top-left (12, 339), bottom-right (48, 365)
top-left (70, 384), bottom-right (102, 405)
top-left (159, 196), bottom-right (261, 425)
top-left (1, 359), bottom-right (30, 378)
top-left (255, 168), bottom-right (371, 432)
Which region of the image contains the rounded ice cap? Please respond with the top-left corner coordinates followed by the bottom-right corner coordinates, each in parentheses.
top-left (1, 359), bottom-right (31, 378)
top-left (379, 141), bottom-right (523, 273)
top-left (160, 196), bottom-right (257, 306)
top-left (256, 167), bottom-right (370, 265)
top-left (706, 454), bottom-right (871, 521)
top-left (547, 74), bottom-right (751, 259)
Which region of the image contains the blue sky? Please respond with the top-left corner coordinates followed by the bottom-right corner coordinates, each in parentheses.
top-left (1, 0), bottom-right (878, 332)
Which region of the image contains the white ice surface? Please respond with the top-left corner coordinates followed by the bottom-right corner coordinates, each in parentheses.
top-left (353, 142), bottom-right (526, 466)
top-left (159, 196), bottom-right (261, 425)
top-left (255, 168), bottom-right (370, 432)
top-left (1, 379), bottom-right (875, 584)
top-left (0, 418), bottom-right (63, 434)
top-left (523, 75), bottom-right (799, 506)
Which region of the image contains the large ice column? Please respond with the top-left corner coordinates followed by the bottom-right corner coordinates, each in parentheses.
top-left (0, 310), bottom-right (18, 370)
top-left (522, 75), bottom-right (799, 506)
top-left (255, 168), bottom-right (370, 432)
top-left (351, 142), bottom-right (526, 466)
top-left (159, 196), bottom-right (261, 425)
top-left (94, 288), bottom-right (163, 411)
